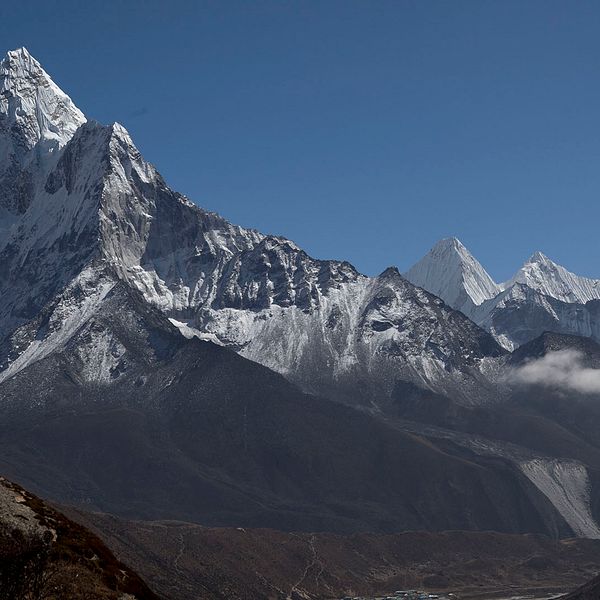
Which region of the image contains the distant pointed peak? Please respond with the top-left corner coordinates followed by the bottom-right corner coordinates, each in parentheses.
top-left (504, 251), bottom-right (600, 305)
top-left (109, 121), bottom-right (133, 143)
top-left (432, 237), bottom-right (466, 252)
top-left (410, 239), bottom-right (473, 271)
top-left (107, 122), bottom-right (146, 161)
top-left (427, 237), bottom-right (478, 264)
top-left (111, 122), bottom-right (128, 134)
top-left (4, 46), bottom-right (32, 61)
top-left (7, 46), bottom-right (30, 54)
top-left (379, 266), bottom-right (402, 279)
top-left (405, 237), bottom-right (499, 312)
top-left (2, 47), bottom-right (43, 76)
top-left (526, 251), bottom-right (554, 265)
top-left (519, 252), bottom-right (562, 273)
top-left (5, 46), bottom-right (34, 60)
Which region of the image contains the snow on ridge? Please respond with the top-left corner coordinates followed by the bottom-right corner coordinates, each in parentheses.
top-left (406, 239), bottom-right (600, 352)
top-left (0, 268), bottom-right (116, 384)
top-left (504, 252), bottom-right (600, 305)
top-left (0, 49), bottom-right (541, 396)
top-left (0, 47), bottom-right (87, 218)
top-left (408, 238), bottom-right (600, 311)
top-left (168, 318), bottom-right (223, 345)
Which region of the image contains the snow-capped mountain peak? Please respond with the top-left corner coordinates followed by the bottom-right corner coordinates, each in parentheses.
top-left (505, 251), bottom-right (600, 304)
top-left (529, 250), bottom-right (550, 263)
top-left (0, 47), bottom-right (85, 151)
top-left (0, 48), bottom-right (510, 402)
top-left (0, 48), bottom-right (86, 217)
top-left (407, 238), bottom-right (600, 351)
top-left (404, 237), bottom-right (500, 316)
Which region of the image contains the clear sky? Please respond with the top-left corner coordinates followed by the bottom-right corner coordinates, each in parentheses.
top-left (2, 1), bottom-right (600, 281)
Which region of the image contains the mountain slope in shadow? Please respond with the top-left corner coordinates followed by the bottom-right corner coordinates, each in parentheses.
top-left (0, 284), bottom-right (572, 537)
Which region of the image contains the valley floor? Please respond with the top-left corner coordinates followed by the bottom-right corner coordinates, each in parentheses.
top-left (345, 591), bottom-right (565, 600)
top-left (59, 507), bottom-right (600, 600)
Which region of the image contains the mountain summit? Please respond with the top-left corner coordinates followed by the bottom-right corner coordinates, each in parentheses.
top-left (0, 47), bottom-right (85, 151)
top-left (506, 251), bottom-right (600, 305)
top-left (408, 240), bottom-right (600, 349)
top-left (404, 237), bottom-right (500, 316)
top-left (0, 47), bottom-right (85, 217)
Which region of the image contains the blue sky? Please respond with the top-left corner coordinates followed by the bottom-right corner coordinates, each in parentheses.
top-left (2, 1), bottom-right (600, 281)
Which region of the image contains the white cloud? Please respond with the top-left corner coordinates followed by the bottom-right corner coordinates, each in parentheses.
top-left (510, 349), bottom-right (600, 394)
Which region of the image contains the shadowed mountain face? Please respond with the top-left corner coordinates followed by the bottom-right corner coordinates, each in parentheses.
top-left (509, 331), bottom-right (600, 366)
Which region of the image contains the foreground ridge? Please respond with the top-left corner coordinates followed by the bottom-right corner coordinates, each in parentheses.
top-left (0, 476), bottom-right (159, 599)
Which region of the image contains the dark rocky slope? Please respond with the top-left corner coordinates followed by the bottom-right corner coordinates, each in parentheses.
top-left (0, 477), bottom-right (160, 600)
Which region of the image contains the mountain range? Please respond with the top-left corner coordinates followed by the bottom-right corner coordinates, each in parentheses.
top-left (406, 237), bottom-right (600, 350)
top-left (3, 47), bottom-right (600, 599)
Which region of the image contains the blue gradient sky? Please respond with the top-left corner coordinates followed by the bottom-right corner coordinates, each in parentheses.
top-left (2, 1), bottom-right (600, 281)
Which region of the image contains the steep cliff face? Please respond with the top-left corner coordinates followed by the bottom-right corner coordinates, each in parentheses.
top-left (0, 48), bottom-right (85, 219)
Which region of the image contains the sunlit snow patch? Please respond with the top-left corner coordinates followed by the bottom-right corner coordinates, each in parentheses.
top-left (168, 318), bottom-right (223, 345)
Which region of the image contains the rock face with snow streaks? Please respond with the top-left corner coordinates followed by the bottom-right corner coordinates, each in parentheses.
top-left (0, 48), bottom-right (85, 219)
top-left (508, 252), bottom-right (600, 305)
